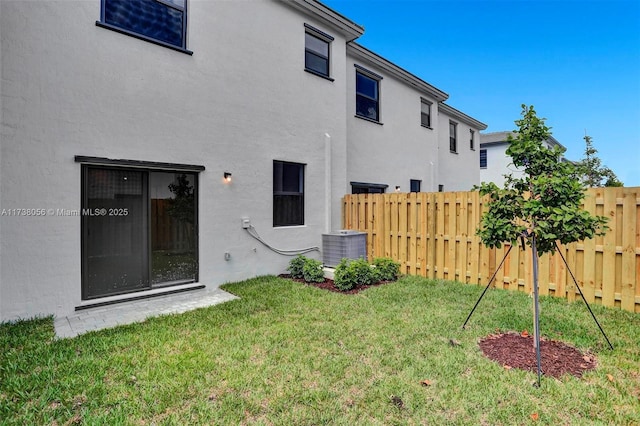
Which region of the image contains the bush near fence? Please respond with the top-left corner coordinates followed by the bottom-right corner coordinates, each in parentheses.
top-left (342, 187), bottom-right (640, 313)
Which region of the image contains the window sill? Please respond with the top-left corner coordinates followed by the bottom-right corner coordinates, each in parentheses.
top-left (450, 150), bottom-right (458, 154)
top-left (305, 68), bottom-right (335, 81)
top-left (355, 115), bottom-right (383, 125)
top-left (421, 124), bottom-right (433, 130)
top-left (273, 224), bottom-right (307, 229)
top-left (96, 21), bottom-right (194, 55)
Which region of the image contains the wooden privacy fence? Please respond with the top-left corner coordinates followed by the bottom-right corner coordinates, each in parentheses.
top-left (342, 187), bottom-right (640, 313)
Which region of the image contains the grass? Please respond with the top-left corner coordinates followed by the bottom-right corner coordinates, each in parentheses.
top-left (1, 275), bottom-right (639, 425)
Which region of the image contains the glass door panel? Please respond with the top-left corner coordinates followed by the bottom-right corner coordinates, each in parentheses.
top-left (83, 168), bottom-right (149, 298)
top-left (150, 172), bottom-right (197, 286)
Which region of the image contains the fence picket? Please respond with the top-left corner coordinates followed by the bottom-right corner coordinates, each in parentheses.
top-left (601, 188), bottom-right (617, 307)
top-left (621, 188), bottom-right (637, 311)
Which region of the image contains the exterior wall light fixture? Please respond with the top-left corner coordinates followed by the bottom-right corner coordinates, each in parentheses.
top-left (223, 172), bottom-right (232, 183)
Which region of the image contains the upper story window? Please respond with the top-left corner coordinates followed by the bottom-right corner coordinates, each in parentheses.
top-left (449, 121), bottom-right (458, 153)
top-left (480, 149), bottom-right (487, 168)
top-left (410, 179), bottom-right (421, 192)
top-left (420, 99), bottom-right (432, 128)
top-left (356, 67), bottom-right (381, 122)
top-left (273, 161), bottom-right (305, 227)
top-left (304, 24), bottom-right (333, 79)
top-left (470, 129), bottom-right (475, 150)
top-left (99, 0), bottom-right (189, 52)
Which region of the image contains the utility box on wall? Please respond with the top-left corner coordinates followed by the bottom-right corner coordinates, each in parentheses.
top-left (322, 230), bottom-right (367, 268)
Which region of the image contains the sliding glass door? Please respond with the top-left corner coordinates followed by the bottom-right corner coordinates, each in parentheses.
top-left (149, 172), bottom-right (197, 286)
top-left (82, 166), bottom-right (197, 299)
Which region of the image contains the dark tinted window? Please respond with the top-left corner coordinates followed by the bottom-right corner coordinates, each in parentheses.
top-left (449, 122), bottom-right (457, 152)
top-left (274, 161), bottom-right (304, 226)
top-left (421, 100), bottom-right (431, 127)
top-left (305, 32), bottom-right (329, 76)
top-left (351, 182), bottom-right (387, 194)
top-left (356, 72), bottom-right (379, 121)
top-left (103, 0), bottom-right (187, 49)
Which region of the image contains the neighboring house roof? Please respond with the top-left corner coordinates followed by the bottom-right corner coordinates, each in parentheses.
top-left (439, 103), bottom-right (488, 130)
top-left (286, 0), bottom-right (365, 41)
top-left (480, 131), bottom-right (565, 150)
top-left (347, 42), bottom-right (449, 102)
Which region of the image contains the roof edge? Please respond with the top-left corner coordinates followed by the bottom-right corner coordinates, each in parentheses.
top-left (439, 103), bottom-right (487, 130)
top-left (347, 42), bottom-right (448, 102)
top-left (284, 0), bottom-right (364, 41)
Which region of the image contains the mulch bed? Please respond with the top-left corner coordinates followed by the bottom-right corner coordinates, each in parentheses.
top-left (479, 332), bottom-right (597, 379)
top-left (278, 274), bottom-right (393, 294)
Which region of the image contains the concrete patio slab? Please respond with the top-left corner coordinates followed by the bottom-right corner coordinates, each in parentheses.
top-left (54, 286), bottom-right (238, 339)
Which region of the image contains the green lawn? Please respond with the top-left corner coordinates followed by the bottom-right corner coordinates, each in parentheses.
top-left (1, 276), bottom-right (639, 425)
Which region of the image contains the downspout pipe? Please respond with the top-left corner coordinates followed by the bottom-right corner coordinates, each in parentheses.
top-left (324, 133), bottom-right (331, 234)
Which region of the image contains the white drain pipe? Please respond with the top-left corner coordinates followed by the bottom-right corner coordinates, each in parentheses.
top-left (324, 133), bottom-right (332, 234)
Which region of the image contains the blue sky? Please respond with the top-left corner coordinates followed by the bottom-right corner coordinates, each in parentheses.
top-left (322, 0), bottom-right (640, 186)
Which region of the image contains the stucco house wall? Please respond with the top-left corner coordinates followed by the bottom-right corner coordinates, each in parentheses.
top-left (0, 0), bottom-right (3, 321)
top-left (345, 43), bottom-right (447, 194)
top-left (0, 0), bottom-right (361, 321)
top-left (479, 143), bottom-right (518, 186)
top-left (436, 103), bottom-right (487, 192)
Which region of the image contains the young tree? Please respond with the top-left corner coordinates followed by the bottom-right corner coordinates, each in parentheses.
top-left (475, 105), bottom-right (609, 384)
top-left (477, 105), bottom-right (608, 255)
top-left (575, 135), bottom-right (623, 187)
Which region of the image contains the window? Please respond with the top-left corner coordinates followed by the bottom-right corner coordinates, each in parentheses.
top-left (351, 182), bottom-right (387, 194)
top-left (356, 69), bottom-right (380, 121)
top-left (470, 129), bottom-right (475, 150)
top-left (304, 25), bottom-right (333, 78)
top-left (274, 161), bottom-right (305, 227)
top-left (410, 179), bottom-right (421, 192)
top-left (78, 158), bottom-right (201, 299)
top-left (480, 149), bottom-right (487, 168)
top-left (420, 99), bottom-right (431, 128)
top-left (449, 121), bottom-right (457, 153)
top-left (99, 0), bottom-right (189, 51)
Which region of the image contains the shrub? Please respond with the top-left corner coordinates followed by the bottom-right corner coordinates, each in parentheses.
top-left (372, 257), bottom-right (400, 281)
top-left (287, 255), bottom-right (306, 279)
top-left (302, 258), bottom-right (325, 283)
top-left (333, 257), bottom-right (376, 291)
top-left (333, 258), bottom-right (355, 291)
